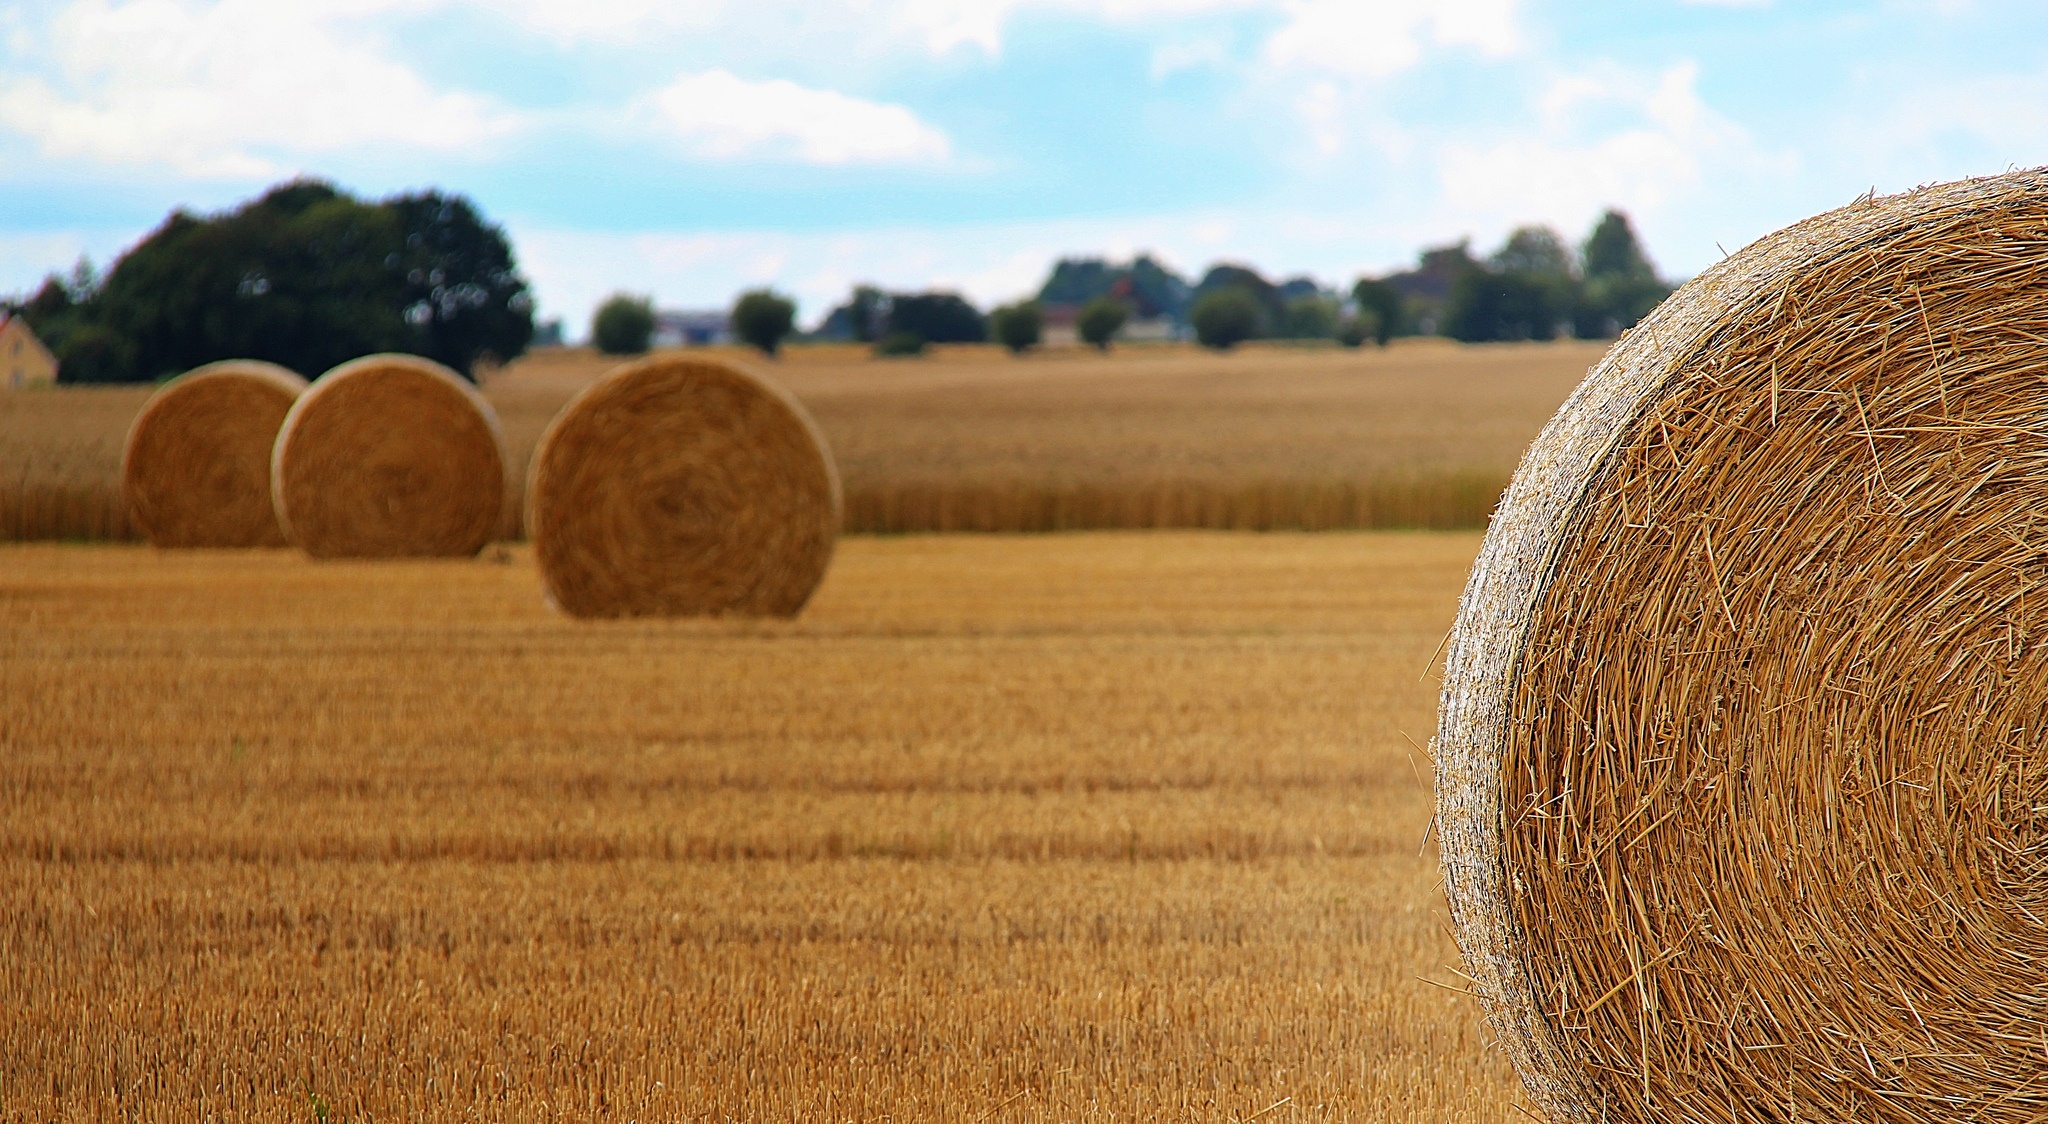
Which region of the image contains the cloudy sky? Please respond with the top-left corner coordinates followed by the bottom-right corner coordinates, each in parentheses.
top-left (2, 0), bottom-right (2043, 332)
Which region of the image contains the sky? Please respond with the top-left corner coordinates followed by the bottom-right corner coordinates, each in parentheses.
top-left (2, 0), bottom-right (2045, 333)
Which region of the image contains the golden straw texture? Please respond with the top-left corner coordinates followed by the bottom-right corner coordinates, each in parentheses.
top-left (272, 354), bottom-right (508, 559)
top-left (528, 354), bottom-right (839, 618)
top-left (121, 360), bottom-right (306, 548)
top-left (1438, 166), bottom-right (2048, 1123)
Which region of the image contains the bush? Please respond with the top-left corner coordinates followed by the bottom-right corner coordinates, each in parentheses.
top-left (1278, 295), bottom-right (1339, 341)
top-left (592, 294), bottom-right (654, 355)
top-left (989, 300), bottom-right (1043, 354)
top-left (1337, 309), bottom-right (1381, 349)
top-left (1191, 288), bottom-right (1261, 351)
top-left (888, 292), bottom-right (985, 343)
top-left (1076, 297), bottom-right (1129, 351)
top-left (1349, 278), bottom-right (1401, 345)
top-left (732, 288), bottom-right (796, 356)
top-left (874, 331), bottom-right (927, 357)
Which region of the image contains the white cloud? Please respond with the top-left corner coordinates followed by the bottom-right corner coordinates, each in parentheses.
top-left (479, 0), bottom-right (724, 43)
top-left (0, 0), bottom-right (515, 177)
top-left (1264, 0), bottom-right (1521, 78)
top-left (643, 69), bottom-right (951, 165)
top-left (1434, 61), bottom-right (1781, 242)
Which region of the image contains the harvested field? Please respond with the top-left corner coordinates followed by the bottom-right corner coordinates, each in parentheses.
top-left (0, 531), bottom-right (1529, 1120)
top-left (1, 340), bottom-right (1595, 539)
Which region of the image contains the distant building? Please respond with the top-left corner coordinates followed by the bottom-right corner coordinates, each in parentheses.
top-left (0, 315), bottom-right (57, 388)
top-left (652, 309), bottom-right (732, 348)
top-left (1040, 303), bottom-right (1182, 346)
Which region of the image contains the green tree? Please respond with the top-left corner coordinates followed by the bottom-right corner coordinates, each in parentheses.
top-left (874, 331), bottom-right (927, 357)
top-left (1191, 288), bottom-right (1261, 351)
top-left (888, 292), bottom-right (986, 343)
top-left (1576, 210), bottom-right (1670, 337)
top-left (388, 190), bottom-right (536, 374)
top-left (1349, 278), bottom-right (1401, 345)
top-left (1076, 297), bottom-right (1128, 350)
top-left (989, 300), bottom-right (1043, 354)
top-left (1445, 225), bottom-right (1579, 343)
top-left (732, 288), bottom-right (797, 356)
top-left (24, 180), bottom-right (533, 383)
top-left (592, 293), bottom-right (655, 355)
top-left (1278, 295), bottom-right (1339, 340)
top-left (1337, 309), bottom-right (1381, 349)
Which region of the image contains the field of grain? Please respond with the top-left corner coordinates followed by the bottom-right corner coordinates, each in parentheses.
top-left (0, 340), bottom-right (1596, 539)
top-left (0, 531), bottom-right (1533, 1120)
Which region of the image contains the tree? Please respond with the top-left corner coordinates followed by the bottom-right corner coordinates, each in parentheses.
top-left (1192, 264), bottom-right (1280, 332)
top-left (732, 288), bottom-right (797, 356)
top-left (1576, 210), bottom-right (1670, 337)
top-left (1444, 225), bottom-right (1578, 343)
top-left (1191, 288), bottom-right (1261, 350)
top-left (1278, 295), bottom-right (1339, 340)
top-left (1076, 297), bottom-right (1128, 350)
top-left (1337, 309), bottom-right (1380, 349)
top-left (592, 293), bottom-right (654, 355)
top-left (989, 300), bottom-right (1043, 354)
top-left (387, 190), bottom-right (536, 374)
top-left (21, 179), bottom-right (533, 383)
top-left (1349, 278), bottom-right (1401, 345)
top-left (887, 292), bottom-right (985, 344)
top-left (874, 331), bottom-right (927, 357)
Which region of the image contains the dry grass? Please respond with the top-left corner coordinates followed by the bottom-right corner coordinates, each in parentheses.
top-left (0, 531), bottom-right (1529, 1120)
top-left (1, 340), bottom-right (1595, 539)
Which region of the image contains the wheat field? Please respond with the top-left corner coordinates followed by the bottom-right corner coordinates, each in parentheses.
top-left (0, 341), bottom-right (1596, 539)
top-left (0, 531), bottom-right (1533, 1120)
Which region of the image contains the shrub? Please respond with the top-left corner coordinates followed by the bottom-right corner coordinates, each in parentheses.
top-left (874, 331), bottom-right (927, 357)
top-left (990, 301), bottom-right (1043, 355)
top-left (1337, 310), bottom-right (1381, 349)
top-left (1076, 297), bottom-right (1129, 351)
top-left (1190, 288), bottom-right (1261, 351)
top-left (732, 289), bottom-right (797, 356)
top-left (592, 294), bottom-right (654, 355)
top-left (1279, 295), bottom-right (1339, 341)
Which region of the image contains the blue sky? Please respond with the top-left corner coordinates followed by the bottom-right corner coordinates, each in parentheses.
top-left (2, 0), bottom-right (2045, 332)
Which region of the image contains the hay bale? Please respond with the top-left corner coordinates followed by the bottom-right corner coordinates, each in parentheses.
top-left (272, 354), bottom-right (508, 558)
top-left (1437, 167), bottom-right (2048, 1124)
top-left (123, 360), bottom-right (307, 548)
top-left (527, 354), bottom-right (839, 617)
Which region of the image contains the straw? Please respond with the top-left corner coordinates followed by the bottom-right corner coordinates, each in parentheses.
top-left (122, 360), bottom-right (307, 548)
top-left (1438, 167), bottom-right (2048, 1123)
top-left (527, 354), bottom-right (840, 618)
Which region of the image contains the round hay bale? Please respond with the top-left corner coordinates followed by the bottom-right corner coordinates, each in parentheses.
top-left (272, 354), bottom-right (508, 559)
top-left (527, 354), bottom-right (839, 618)
top-left (1438, 167), bottom-right (2048, 1124)
top-left (122, 360), bottom-right (307, 548)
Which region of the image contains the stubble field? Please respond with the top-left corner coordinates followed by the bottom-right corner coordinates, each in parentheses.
top-left (0, 531), bottom-right (1534, 1121)
top-left (0, 340), bottom-right (1596, 539)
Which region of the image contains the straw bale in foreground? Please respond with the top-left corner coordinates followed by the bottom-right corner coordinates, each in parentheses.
top-left (1438, 167), bottom-right (2048, 1123)
top-left (272, 354), bottom-right (507, 559)
top-left (528, 354), bottom-right (839, 617)
top-left (123, 360), bottom-right (306, 548)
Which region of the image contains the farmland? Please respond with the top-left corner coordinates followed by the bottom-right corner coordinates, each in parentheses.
top-left (0, 340), bottom-right (1597, 539)
top-left (0, 531), bottom-right (1537, 1120)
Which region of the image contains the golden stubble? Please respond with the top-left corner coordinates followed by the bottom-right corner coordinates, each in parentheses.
top-left (0, 532), bottom-right (1528, 1120)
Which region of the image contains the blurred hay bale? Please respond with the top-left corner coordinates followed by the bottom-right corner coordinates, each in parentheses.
top-left (528, 355), bottom-right (839, 617)
top-left (122, 360), bottom-right (306, 548)
top-left (1437, 167), bottom-right (2048, 1123)
top-left (273, 354), bottom-right (508, 559)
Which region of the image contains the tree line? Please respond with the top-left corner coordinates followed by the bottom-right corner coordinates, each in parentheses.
top-left (5, 177), bottom-right (1674, 381)
top-left (4, 180), bottom-right (534, 383)
top-left (592, 209), bottom-right (1671, 358)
